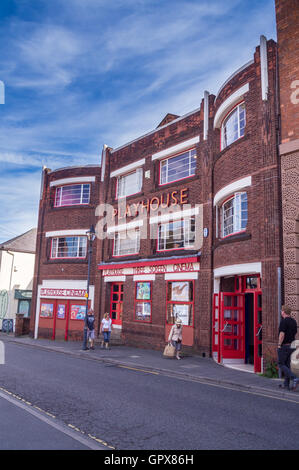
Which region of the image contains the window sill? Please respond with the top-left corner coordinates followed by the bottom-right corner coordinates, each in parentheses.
top-left (215, 133), bottom-right (250, 162)
top-left (213, 232), bottom-right (251, 249)
top-left (44, 258), bottom-right (88, 264)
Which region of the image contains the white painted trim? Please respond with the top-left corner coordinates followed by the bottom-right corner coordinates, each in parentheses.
top-left (107, 219), bottom-right (143, 234)
top-left (45, 229), bottom-right (89, 238)
top-left (213, 176), bottom-right (252, 206)
top-left (104, 276), bottom-right (126, 282)
top-left (260, 35), bottom-right (268, 101)
top-left (50, 176), bottom-right (95, 187)
top-left (214, 262), bottom-right (262, 279)
top-left (41, 279), bottom-right (88, 289)
top-left (110, 158), bottom-right (145, 178)
top-left (133, 274), bottom-right (156, 281)
top-left (101, 144), bottom-right (108, 182)
top-left (151, 136), bottom-right (200, 161)
top-left (203, 91), bottom-right (209, 140)
top-left (149, 206), bottom-right (200, 224)
top-left (213, 83), bottom-right (249, 129)
top-left (165, 272), bottom-right (198, 280)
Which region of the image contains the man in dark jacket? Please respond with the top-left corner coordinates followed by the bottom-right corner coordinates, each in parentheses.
top-left (86, 309), bottom-right (95, 350)
top-left (278, 305), bottom-right (298, 390)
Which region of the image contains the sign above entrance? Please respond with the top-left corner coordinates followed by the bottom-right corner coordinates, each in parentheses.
top-left (40, 288), bottom-right (87, 298)
top-left (99, 257), bottom-right (200, 277)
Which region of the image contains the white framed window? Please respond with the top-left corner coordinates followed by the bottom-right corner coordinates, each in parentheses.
top-left (51, 236), bottom-right (87, 259)
top-left (221, 102), bottom-right (246, 150)
top-left (221, 192), bottom-right (248, 238)
top-left (160, 149), bottom-right (196, 185)
top-left (158, 218), bottom-right (195, 251)
top-left (54, 184), bottom-right (90, 207)
top-left (113, 229), bottom-right (140, 256)
top-left (116, 169), bottom-right (143, 199)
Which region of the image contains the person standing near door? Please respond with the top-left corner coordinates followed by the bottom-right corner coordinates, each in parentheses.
top-left (278, 305), bottom-right (299, 391)
top-left (100, 312), bottom-right (113, 349)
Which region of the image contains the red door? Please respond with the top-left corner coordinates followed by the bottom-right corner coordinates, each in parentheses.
top-left (253, 291), bottom-right (262, 373)
top-left (53, 300), bottom-right (68, 341)
top-left (220, 292), bottom-right (245, 361)
top-left (212, 294), bottom-right (220, 363)
top-left (110, 283), bottom-right (123, 326)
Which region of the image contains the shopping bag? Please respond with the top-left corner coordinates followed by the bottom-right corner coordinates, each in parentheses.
top-left (291, 340), bottom-right (299, 377)
top-left (163, 343), bottom-right (175, 358)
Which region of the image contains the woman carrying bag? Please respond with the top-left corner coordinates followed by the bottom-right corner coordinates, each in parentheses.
top-left (168, 318), bottom-right (183, 360)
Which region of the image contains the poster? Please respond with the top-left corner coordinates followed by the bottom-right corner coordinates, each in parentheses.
top-left (57, 304), bottom-right (66, 319)
top-left (171, 282), bottom-right (189, 302)
top-left (70, 305), bottom-right (86, 320)
top-left (40, 303), bottom-right (54, 318)
top-left (135, 302), bottom-right (151, 321)
top-left (136, 282), bottom-right (151, 300)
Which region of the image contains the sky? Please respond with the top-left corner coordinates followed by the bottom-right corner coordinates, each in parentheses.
top-left (0, 0), bottom-right (277, 243)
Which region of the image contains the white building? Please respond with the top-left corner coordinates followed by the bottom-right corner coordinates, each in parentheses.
top-left (0, 229), bottom-right (36, 331)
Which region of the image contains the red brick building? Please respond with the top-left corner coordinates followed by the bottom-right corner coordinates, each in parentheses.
top-left (95, 36), bottom-right (281, 373)
top-left (29, 165), bottom-right (101, 341)
top-left (29, 0), bottom-right (298, 374)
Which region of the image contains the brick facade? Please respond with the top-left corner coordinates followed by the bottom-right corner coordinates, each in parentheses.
top-left (275, 0), bottom-right (299, 324)
top-left (29, 8), bottom-right (297, 373)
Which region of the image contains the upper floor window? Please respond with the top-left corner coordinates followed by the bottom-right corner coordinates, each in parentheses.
top-left (221, 102), bottom-right (246, 150)
top-left (117, 169), bottom-right (143, 199)
top-left (221, 192), bottom-right (248, 238)
top-left (55, 184), bottom-right (90, 207)
top-left (158, 218), bottom-right (195, 251)
top-left (51, 236), bottom-right (87, 259)
top-left (113, 229), bottom-right (140, 256)
top-left (160, 149), bottom-right (196, 185)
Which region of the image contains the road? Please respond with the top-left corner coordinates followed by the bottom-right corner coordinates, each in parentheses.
top-left (0, 340), bottom-right (298, 450)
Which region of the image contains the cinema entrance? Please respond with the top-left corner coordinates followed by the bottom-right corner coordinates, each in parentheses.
top-left (213, 273), bottom-right (262, 373)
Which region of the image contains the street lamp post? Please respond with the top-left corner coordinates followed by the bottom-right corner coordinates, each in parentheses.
top-left (82, 225), bottom-right (96, 351)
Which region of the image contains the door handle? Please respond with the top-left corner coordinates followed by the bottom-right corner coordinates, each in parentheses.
top-left (256, 326), bottom-right (262, 337)
top-left (221, 322), bottom-right (229, 332)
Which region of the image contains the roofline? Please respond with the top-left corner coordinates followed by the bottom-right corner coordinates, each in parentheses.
top-left (110, 106), bottom-right (202, 154)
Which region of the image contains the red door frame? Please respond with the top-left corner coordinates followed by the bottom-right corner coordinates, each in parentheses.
top-left (220, 292), bottom-right (245, 361)
top-left (110, 283), bottom-right (123, 326)
top-left (213, 274), bottom-right (263, 371)
top-left (212, 293), bottom-right (220, 363)
top-left (253, 291), bottom-right (262, 373)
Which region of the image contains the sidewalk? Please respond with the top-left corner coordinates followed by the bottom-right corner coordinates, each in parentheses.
top-left (2, 333), bottom-right (299, 403)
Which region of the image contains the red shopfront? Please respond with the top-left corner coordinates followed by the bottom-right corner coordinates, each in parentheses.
top-left (38, 288), bottom-right (91, 341)
top-left (99, 256), bottom-right (200, 348)
top-left (213, 275), bottom-right (262, 373)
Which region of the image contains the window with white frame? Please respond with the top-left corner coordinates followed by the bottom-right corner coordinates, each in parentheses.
top-left (51, 236), bottom-right (87, 259)
top-left (116, 168), bottom-right (143, 199)
top-left (221, 192), bottom-right (248, 238)
top-left (158, 218), bottom-right (195, 251)
top-left (113, 229), bottom-right (140, 256)
top-left (54, 184), bottom-right (90, 207)
top-left (221, 102), bottom-right (246, 150)
top-left (160, 149), bottom-right (196, 185)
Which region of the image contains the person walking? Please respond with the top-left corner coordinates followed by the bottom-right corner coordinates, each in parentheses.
top-left (168, 318), bottom-right (183, 360)
top-left (278, 305), bottom-right (299, 391)
top-left (86, 309), bottom-right (95, 350)
top-left (100, 312), bottom-right (113, 349)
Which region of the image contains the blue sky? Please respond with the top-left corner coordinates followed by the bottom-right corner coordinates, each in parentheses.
top-left (0, 0), bottom-right (277, 243)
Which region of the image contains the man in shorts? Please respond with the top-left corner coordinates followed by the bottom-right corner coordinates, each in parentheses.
top-left (86, 309), bottom-right (95, 350)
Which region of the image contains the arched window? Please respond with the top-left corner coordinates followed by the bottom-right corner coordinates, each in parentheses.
top-left (221, 102), bottom-right (246, 150)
